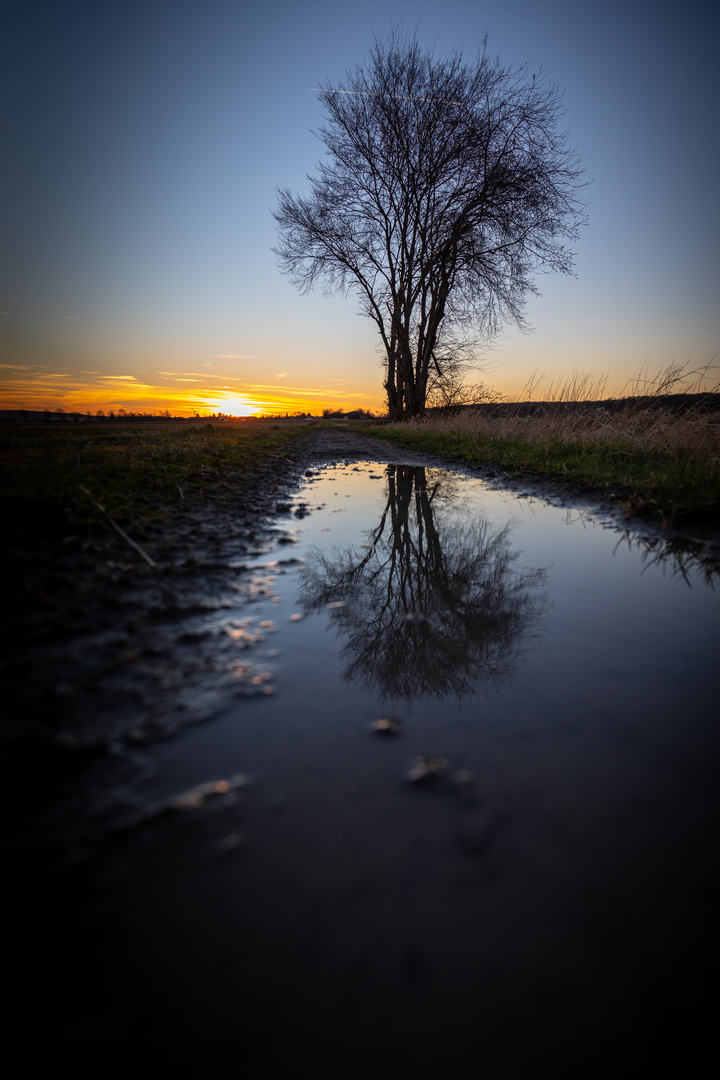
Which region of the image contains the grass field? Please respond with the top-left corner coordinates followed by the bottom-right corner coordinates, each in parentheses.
top-left (0, 420), bottom-right (314, 548)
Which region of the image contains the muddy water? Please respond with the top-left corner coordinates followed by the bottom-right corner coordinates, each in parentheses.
top-left (15, 460), bottom-right (720, 1077)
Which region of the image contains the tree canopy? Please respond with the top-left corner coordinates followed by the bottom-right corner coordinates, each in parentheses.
top-left (274, 33), bottom-right (586, 419)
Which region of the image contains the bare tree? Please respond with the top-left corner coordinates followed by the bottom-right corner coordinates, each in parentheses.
top-left (274, 32), bottom-right (586, 420)
top-left (425, 372), bottom-right (504, 413)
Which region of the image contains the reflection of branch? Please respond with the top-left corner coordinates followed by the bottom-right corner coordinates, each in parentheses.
top-left (299, 466), bottom-right (546, 703)
top-left (613, 530), bottom-right (720, 588)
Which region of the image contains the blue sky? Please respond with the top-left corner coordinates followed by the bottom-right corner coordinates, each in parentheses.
top-left (1, 0), bottom-right (717, 413)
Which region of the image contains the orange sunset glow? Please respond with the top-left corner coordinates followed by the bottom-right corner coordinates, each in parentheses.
top-left (0, 362), bottom-right (385, 417)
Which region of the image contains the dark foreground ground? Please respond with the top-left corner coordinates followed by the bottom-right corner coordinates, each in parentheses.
top-left (2, 429), bottom-right (717, 1078)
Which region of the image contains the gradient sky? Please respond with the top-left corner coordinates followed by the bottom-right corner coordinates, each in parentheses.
top-left (1, 0), bottom-right (718, 415)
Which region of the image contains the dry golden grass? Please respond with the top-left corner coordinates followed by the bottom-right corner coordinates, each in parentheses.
top-left (407, 402), bottom-right (720, 461)
top-left (392, 362), bottom-right (720, 463)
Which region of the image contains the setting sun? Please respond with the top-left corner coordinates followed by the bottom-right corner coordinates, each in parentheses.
top-left (205, 395), bottom-right (256, 417)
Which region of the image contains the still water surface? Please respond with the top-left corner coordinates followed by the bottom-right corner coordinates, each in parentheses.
top-left (99, 460), bottom-right (720, 1073)
top-left (158, 459), bottom-right (718, 793)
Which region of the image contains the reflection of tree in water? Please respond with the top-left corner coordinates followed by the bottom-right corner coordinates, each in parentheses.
top-left (613, 530), bottom-right (720, 587)
top-left (299, 466), bottom-right (546, 703)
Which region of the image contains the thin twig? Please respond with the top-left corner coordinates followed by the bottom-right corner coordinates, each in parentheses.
top-left (79, 485), bottom-right (157, 568)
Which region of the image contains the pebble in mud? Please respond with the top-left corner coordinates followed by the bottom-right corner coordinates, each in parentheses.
top-left (110, 774), bottom-right (249, 832)
top-left (371, 717), bottom-right (402, 735)
top-left (407, 755), bottom-right (448, 785)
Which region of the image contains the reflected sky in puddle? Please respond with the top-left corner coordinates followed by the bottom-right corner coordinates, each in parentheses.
top-left (152, 459), bottom-right (719, 805)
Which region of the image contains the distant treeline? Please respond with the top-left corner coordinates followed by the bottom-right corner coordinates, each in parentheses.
top-left (0, 407), bottom-right (380, 424)
top-left (0, 409), bottom-right (193, 423)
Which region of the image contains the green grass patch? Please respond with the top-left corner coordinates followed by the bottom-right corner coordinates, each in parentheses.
top-left (1, 421), bottom-right (312, 545)
top-left (363, 425), bottom-right (720, 524)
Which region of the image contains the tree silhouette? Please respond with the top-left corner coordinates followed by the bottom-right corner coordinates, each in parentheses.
top-left (299, 466), bottom-right (546, 703)
top-left (275, 32), bottom-right (586, 419)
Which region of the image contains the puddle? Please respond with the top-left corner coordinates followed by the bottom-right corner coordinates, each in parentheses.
top-left (154, 460), bottom-right (718, 752)
top-left (10, 458), bottom-right (720, 1074)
